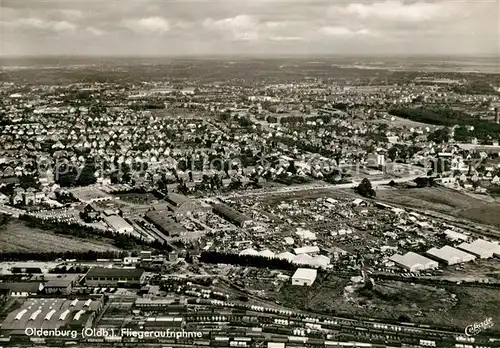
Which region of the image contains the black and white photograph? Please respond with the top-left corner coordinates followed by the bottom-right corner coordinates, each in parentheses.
top-left (0, 0), bottom-right (499, 347)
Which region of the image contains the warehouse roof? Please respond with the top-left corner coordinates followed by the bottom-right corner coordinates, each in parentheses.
top-left (212, 203), bottom-right (251, 225)
top-left (145, 210), bottom-right (186, 236)
top-left (427, 245), bottom-right (476, 264)
top-left (166, 192), bottom-right (190, 207)
top-left (0, 282), bottom-right (42, 293)
top-left (259, 249), bottom-right (275, 258)
top-left (1, 298), bottom-right (102, 331)
top-left (294, 246), bottom-right (320, 255)
top-left (239, 248), bottom-right (259, 256)
top-left (86, 267), bottom-right (145, 279)
top-left (457, 242), bottom-right (494, 258)
top-left (292, 253), bottom-right (314, 265)
top-left (444, 229), bottom-right (468, 241)
top-left (103, 214), bottom-right (133, 232)
top-left (470, 239), bottom-right (500, 256)
top-left (292, 268), bottom-right (317, 281)
top-left (427, 246), bottom-right (475, 264)
top-left (312, 255), bottom-right (330, 268)
top-left (390, 252), bottom-right (438, 270)
top-left (277, 252), bottom-right (295, 261)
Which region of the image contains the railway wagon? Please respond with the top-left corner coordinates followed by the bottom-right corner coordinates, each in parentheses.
top-left (325, 342), bottom-right (373, 347)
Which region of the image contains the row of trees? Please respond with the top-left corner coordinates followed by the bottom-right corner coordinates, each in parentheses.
top-left (200, 251), bottom-right (296, 270)
top-left (389, 107), bottom-right (500, 142)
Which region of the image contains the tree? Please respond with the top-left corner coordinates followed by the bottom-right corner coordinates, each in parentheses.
top-left (355, 178), bottom-right (376, 198)
top-left (414, 177), bottom-right (434, 188)
top-left (428, 128), bottom-right (450, 144)
top-left (398, 314), bottom-right (411, 323)
top-left (388, 147), bottom-right (398, 162)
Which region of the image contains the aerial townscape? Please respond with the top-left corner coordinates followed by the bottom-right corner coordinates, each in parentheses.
top-left (1, 1), bottom-right (500, 348)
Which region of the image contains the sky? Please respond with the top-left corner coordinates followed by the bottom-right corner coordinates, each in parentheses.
top-left (0, 0), bottom-right (499, 57)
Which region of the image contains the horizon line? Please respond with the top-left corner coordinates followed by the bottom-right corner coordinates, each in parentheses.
top-left (1, 53), bottom-right (499, 59)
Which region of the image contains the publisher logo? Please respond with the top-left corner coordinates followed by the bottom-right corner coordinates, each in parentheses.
top-left (465, 317), bottom-right (494, 336)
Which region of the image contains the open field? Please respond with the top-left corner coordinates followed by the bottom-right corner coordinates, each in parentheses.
top-left (376, 186), bottom-right (500, 227)
top-left (271, 275), bottom-right (500, 330)
top-left (378, 116), bottom-right (441, 129)
top-left (460, 205), bottom-right (500, 228)
top-left (377, 186), bottom-right (485, 213)
top-left (0, 220), bottom-right (122, 253)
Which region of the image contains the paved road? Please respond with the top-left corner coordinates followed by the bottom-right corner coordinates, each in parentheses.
top-left (216, 175), bottom-right (425, 200)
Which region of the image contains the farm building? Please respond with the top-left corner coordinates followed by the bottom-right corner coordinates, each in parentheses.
top-left (426, 246), bottom-right (476, 265)
top-left (292, 268), bottom-right (317, 286)
top-left (84, 267), bottom-right (146, 287)
top-left (103, 214), bottom-right (134, 234)
top-left (145, 210), bottom-right (186, 237)
top-left (389, 252), bottom-right (439, 272)
top-left (212, 203), bottom-right (252, 227)
top-left (457, 241), bottom-right (494, 259)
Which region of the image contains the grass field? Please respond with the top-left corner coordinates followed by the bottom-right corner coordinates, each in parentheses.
top-left (377, 187), bottom-right (500, 228)
top-left (272, 275), bottom-right (500, 330)
top-left (377, 187), bottom-right (484, 213)
top-left (0, 220), bottom-right (122, 253)
top-left (377, 116), bottom-right (441, 129)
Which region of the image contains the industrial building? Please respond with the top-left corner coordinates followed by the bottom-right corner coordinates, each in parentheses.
top-left (165, 192), bottom-right (200, 220)
top-left (212, 203), bottom-right (252, 227)
top-left (457, 241), bottom-right (495, 259)
top-left (294, 246), bottom-right (320, 255)
top-left (84, 267), bottom-right (146, 287)
top-left (103, 214), bottom-right (134, 234)
top-left (0, 282), bottom-right (42, 297)
top-left (145, 210), bottom-right (187, 237)
top-left (291, 268), bottom-right (317, 286)
top-left (1, 298), bottom-right (102, 335)
top-left (470, 239), bottom-right (500, 257)
top-left (389, 252), bottom-right (439, 272)
top-left (43, 274), bottom-right (80, 295)
top-left (443, 229), bottom-right (469, 242)
top-left (426, 246), bottom-right (476, 265)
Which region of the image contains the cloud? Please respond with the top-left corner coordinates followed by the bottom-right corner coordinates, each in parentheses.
top-left (59, 9), bottom-right (84, 21)
top-left (203, 15), bottom-right (262, 41)
top-left (0, 0), bottom-right (497, 56)
top-left (4, 18), bottom-right (77, 32)
top-left (269, 36), bottom-right (303, 42)
top-left (327, 1), bottom-right (458, 23)
top-left (86, 27), bottom-right (105, 36)
top-left (319, 26), bottom-right (373, 37)
top-left (123, 16), bottom-right (170, 34)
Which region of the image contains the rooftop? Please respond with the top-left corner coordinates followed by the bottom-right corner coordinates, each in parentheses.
top-left (86, 267), bottom-right (145, 279)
